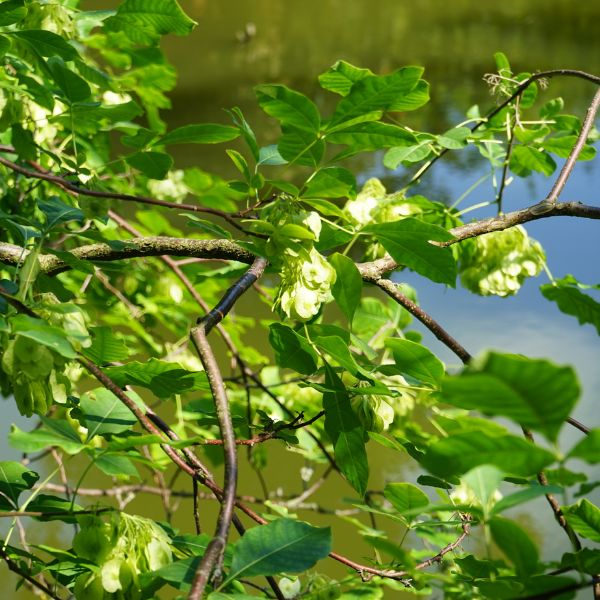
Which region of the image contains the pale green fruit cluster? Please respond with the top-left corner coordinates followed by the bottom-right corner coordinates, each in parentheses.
top-left (344, 177), bottom-right (421, 226)
top-left (458, 225), bottom-right (545, 296)
top-left (73, 513), bottom-right (173, 599)
top-left (1, 337), bottom-right (56, 416)
top-left (350, 393), bottom-right (395, 432)
top-left (274, 208), bottom-right (336, 321)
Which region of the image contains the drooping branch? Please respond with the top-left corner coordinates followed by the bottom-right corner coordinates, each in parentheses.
top-left (0, 149), bottom-right (248, 233)
top-left (188, 256), bottom-right (268, 599)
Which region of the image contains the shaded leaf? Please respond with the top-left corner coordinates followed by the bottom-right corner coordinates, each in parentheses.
top-left (330, 253), bottom-right (362, 323)
top-left (384, 483), bottom-right (429, 519)
top-left (82, 327), bottom-right (131, 364)
top-left (11, 314), bottom-right (76, 358)
top-left (489, 517), bottom-right (539, 576)
top-left (0, 461), bottom-right (39, 506)
top-left (269, 324), bottom-right (318, 375)
top-left (126, 151), bottom-right (173, 179)
top-left (303, 167), bottom-right (356, 199)
top-left (47, 57), bottom-right (91, 103)
top-left (157, 124), bottom-right (240, 145)
top-left (12, 30), bottom-right (78, 60)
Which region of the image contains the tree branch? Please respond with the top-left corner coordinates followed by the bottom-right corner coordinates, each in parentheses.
top-left (0, 149), bottom-right (248, 233)
top-left (188, 256), bottom-right (268, 599)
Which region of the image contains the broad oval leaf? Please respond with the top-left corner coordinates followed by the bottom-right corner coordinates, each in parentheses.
top-left (227, 519), bottom-right (332, 580)
top-left (384, 482), bottom-right (429, 518)
top-left (421, 431), bottom-right (557, 478)
top-left (156, 124), bottom-right (240, 146)
top-left (255, 84), bottom-right (320, 133)
top-left (11, 314), bottom-right (76, 358)
top-left (363, 218), bottom-right (457, 286)
top-left (562, 499), bottom-right (600, 543)
top-left (383, 141), bottom-right (434, 168)
top-left (330, 66), bottom-right (424, 126)
top-left (268, 323), bottom-right (318, 375)
top-left (78, 388), bottom-right (139, 437)
top-left (11, 30), bottom-right (78, 60)
top-left (47, 57), bottom-right (91, 103)
top-left (330, 253), bottom-right (362, 323)
top-left (0, 461), bottom-right (39, 506)
top-left (489, 517), bottom-right (539, 576)
top-left (318, 60), bottom-right (373, 96)
top-left (126, 151), bottom-right (173, 179)
top-left (303, 167), bottom-right (356, 199)
top-left (104, 359), bottom-right (209, 398)
top-left (568, 429), bottom-right (600, 464)
top-left (0, 1), bottom-right (27, 27)
top-left (385, 338), bottom-right (444, 387)
top-left (104, 0), bottom-right (196, 44)
top-left (443, 352), bottom-right (580, 441)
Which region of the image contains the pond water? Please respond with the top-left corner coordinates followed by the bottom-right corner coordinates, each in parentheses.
top-left (2, 1), bottom-right (600, 597)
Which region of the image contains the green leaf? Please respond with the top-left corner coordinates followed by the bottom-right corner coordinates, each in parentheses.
top-left (104, 0), bottom-right (196, 44)
top-left (363, 218), bottom-right (456, 286)
top-left (258, 144), bottom-right (287, 166)
top-left (323, 365), bottom-right (369, 496)
top-left (126, 151), bottom-right (173, 179)
top-left (255, 84), bottom-right (320, 133)
top-left (11, 123), bottom-right (36, 161)
top-left (314, 336), bottom-right (361, 376)
top-left (0, 1), bottom-right (26, 27)
top-left (442, 352), bottom-right (580, 441)
top-left (562, 499), bottom-right (600, 542)
top-left (104, 359), bottom-right (209, 398)
top-left (568, 429), bottom-right (600, 464)
top-left (82, 327), bottom-right (131, 364)
top-left (383, 141), bottom-right (434, 168)
top-left (93, 453), bottom-right (139, 479)
top-left (9, 423), bottom-right (85, 455)
top-left (330, 253), bottom-right (362, 323)
top-left (421, 432), bottom-right (556, 478)
top-left (330, 67), bottom-right (424, 126)
top-left (510, 145), bottom-right (556, 176)
top-left (38, 197), bottom-right (84, 229)
top-left (268, 324), bottom-right (318, 375)
top-left (542, 136), bottom-right (596, 160)
top-left (303, 167), bottom-right (356, 199)
top-left (184, 215), bottom-right (232, 239)
top-left (436, 126), bottom-right (471, 150)
top-left (227, 519), bottom-right (331, 580)
top-left (463, 465), bottom-right (504, 513)
top-left (489, 517), bottom-right (539, 576)
top-left (541, 278), bottom-right (600, 335)
top-left (47, 57), bottom-right (91, 103)
top-left (318, 60), bottom-right (373, 96)
top-left (0, 461), bottom-right (39, 506)
top-left (384, 483), bottom-right (429, 519)
top-left (389, 79), bottom-right (430, 111)
top-left (11, 314), bottom-right (76, 358)
top-left (491, 484), bottom-right (562, 516)
top-left (11, 30), bottom-right (78, 60)
top-left (385, 338), bottom-right (444, 387)
top-left (326, 121), bottom-right (417, 156)
top-left (560, 548), bottom-right (600, 575)
top-left (0, 35), bottom-right (10, 57)
top-left (278, 128), bottom-right (324, 167)
top-left (156, 124), bottom-right (240, 146)
top-left (78, 388), bottom-right (139, 437)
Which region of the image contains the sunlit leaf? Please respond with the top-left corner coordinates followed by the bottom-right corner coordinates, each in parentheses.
top-left (385, 338), bottom-right (444, 387)
top-left (227, 519), bottom-right (331, 580)
top-left (363, 218), bottom-right (456, 285)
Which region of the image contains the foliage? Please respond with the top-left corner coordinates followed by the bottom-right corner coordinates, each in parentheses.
top-left (0, 3), bottom-right (598, 600)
